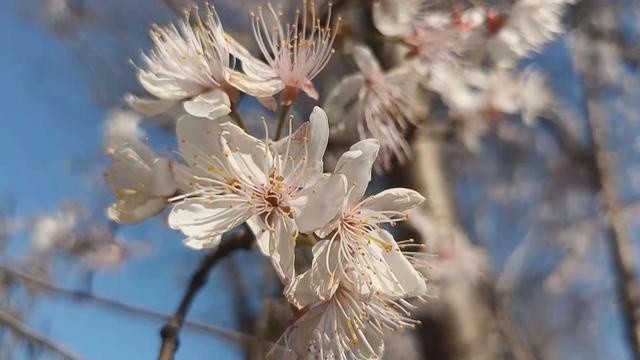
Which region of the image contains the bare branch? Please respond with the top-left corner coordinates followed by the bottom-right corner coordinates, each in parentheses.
top-left (0, 309), bottom-right (83, 360)
top-left (157, 226), bottom-right (255, 360)
top-left (0, 264), bottom-right (254, 346)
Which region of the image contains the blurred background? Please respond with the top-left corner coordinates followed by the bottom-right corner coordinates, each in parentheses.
top-left (1, 0), bottom-right (640, 359)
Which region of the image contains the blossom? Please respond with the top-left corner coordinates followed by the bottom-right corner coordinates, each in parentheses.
top-left (287, 139), bottom-right (426, 304)
top-left (168, 107), bottom-right (347, 281)
top-left (32, 207), bottom-right (79, 251)
top-left (126, 5), bottom-right (237, 120)
top-left (103, 109), bottom-right (146, 152)
top-left (277, 285), bottom-right (419, 360)
top-left (227, 1), bottom-right (339, 108)
top-left (485, 0), bottom-right (576, 68)
top-left (324, 45), bottom-right (419, 170)
top-left (105, 144), bottom-right (177, 224)
top-left (426, 64), bottom-right (552, 149)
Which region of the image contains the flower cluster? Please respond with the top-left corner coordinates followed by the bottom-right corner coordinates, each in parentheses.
top-left (106, 2), bottom-right (427, 359)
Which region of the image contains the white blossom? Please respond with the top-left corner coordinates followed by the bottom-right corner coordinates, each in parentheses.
top-left (127, 5), bottom-right (237, 120)
top-left (286, 139), bottom-right (426, 305)
top-left (325, 45), bottom-right (419, 170)
top-left (103, 109), bottom-right (145, 152)
top-left (277, 285), bottom-right (419, 360)
top-left (31, 207), bottom-right (79, 251)
top-left (168, 107), bottom-right (347, 281)
top-left (486, 0), bottom-right (575, 68)
top-left (105, 144), bottom-right (177, 224)
top-left (227, 1), bottom-right (339, 109)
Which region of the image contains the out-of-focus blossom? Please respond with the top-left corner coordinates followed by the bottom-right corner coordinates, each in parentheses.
top-left (427, 65), bottom-right (553, 150)
top-left (324, 45), bottom-right (419, 170)
top-left (227, 1), bottom-right (339, 109)
top-left (169, 107), bottom-right (346, 281)
top-left (278, 285), bottom-right (419, 360)
top-left (103, 109), bottom-right (145, 152)
top-left (286, 139), bottom-right (426, 302)
top-left (485, 0), bottom-right (575, 68)
top-left (127, 5), bottom-right (237, 120)
top-left (372, 0), bottom-right (428, 38)
top-left (105, 144), bottom-right (177, 224)
top-left (31, 207), bottom-right (79, 251)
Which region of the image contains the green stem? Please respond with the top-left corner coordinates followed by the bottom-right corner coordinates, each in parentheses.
top-left (229, 109), bottom-right (246, 131)
top-left (275, 104), bottom-right (291, 140)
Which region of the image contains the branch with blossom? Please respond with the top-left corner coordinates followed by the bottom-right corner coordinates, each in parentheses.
top-left (106, 2), bottom-right (430, 359)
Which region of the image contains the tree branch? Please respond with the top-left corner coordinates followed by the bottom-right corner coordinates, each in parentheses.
top-left (585, 96), bottom-right (640, 357)
top-left (0, 265), bottom-right (254, 346)
top-left (158, 226), bottom-right (255, 360)
top-left (0, 309), bottom-right (83, 360)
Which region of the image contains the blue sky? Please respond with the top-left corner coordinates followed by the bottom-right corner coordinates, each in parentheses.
top-left (0, 5), bottom-right (250, 359)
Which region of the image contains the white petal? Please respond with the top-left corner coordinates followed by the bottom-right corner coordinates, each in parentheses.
top-left (302, 80), bottom-right (319, 100)
top-left (107, 198), bottom-right (167, 225)
top-left (309, 240), bottom-right (342, 300)
top-left (294, 174), bottom-right (348, 233)
top-left (150, 158), bottom-right (178, 197)
top-left (183, 234), bottom-right (222, 250)
top-left (323, 73), bottom-right (364, 126)
top-left (372, 0), bottom-right (416, 37)
top-left (285, 270), bottom-right (318, 309)
top-left (125, 94), bottom-right (178, 116)
top-left (225, 35), bottom-right (276, 79)
top-left (360, 188), bottom-right (425, 212)
top-left (275, 106), bottom-right (329, 179)
top-left (334, 139), bottom-right (380, 204)
top-left (352, 45), bottom-right (382, 76)
top-left (219, 123), bottom-right (270, 185)
top-left (168, 198), bottom-right (251, 240)
top-left (246, 216), bottom-right (270, 256)
top-left (268, 216), bottom-right (297, 282)
top-left (138, 70), bottom-right (201, 100)
top-left (227, 69), bottom-right (284, 98)
top-left (377, 229), bottom-right (426, 297)
top-left (183, 89), bottom-right (231, 120)
top-left (176, 114), bottom-right (227, 177)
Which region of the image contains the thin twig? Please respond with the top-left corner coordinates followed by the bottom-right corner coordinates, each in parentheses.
top-left (274, 104), bottom-right (291, 141)
top-left (0, 265), bottom-right (254, 345)
top-left (158, 226), bottom-right (255, 360)
top-left (0, 309), bottom-right (83, 360)
top-left (585, 96), bottom-right (640, 358)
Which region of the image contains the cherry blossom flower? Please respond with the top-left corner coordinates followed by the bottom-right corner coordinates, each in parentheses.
top-left (126, 5), bottom-right (238, 120)
top-left (286, 139), bottom-right (426, 304)
top-left (227, 1), bottom-right (339, 109)
top-left (280, 280), bottom-right (420, 359)
top-left (427, 64), bottom-right (552, 149)
top-left (168, 107), bottom-right (347, 281)
top-left (485, 0), bottom-right (576, 68)
top-left (324, 45), bottom-right (419, 170)
top-left (105, 144), bottom-right (177, 224)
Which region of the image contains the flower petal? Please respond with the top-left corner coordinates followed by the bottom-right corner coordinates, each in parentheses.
top-left (334, 139), bottom-right (380, 204)
top-left (168, 197), bottom-right (251, 242)
top-left (125, 94), bottom-right (178, 116)
top-left (246, 216), bottom-right (270, 256)
top-left (183, 89), bottom-right (231, 120)
top-left (294, 174), bottom-right (348, 233)
top-left (352, 45), bottom-right (382, 77)
top-left (323, 73), bottom-right (364, 126)
top-left (377, 229), bottom-right (426, 297)
top-left (108, 198), bottom-right (167, 225)
top-left (268, 216), bottom-right (297, 282)
top-left (360, 188), bottom-right (425, 213)
top-left (138, 70), bottom-right (202, 100)
top-left (227, 69), bottom-right (284, 98)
